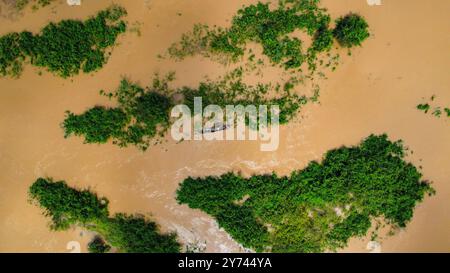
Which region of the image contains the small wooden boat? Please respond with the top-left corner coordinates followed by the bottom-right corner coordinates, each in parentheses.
top-left (201, 122), bottom-right (231, 134)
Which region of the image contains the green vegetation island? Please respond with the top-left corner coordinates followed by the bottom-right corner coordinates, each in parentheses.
top-left (29, 178), bottom-right (181, 253)
top-left (0, 5), bottom-right (127, 78)
top-left (177, 135), bottom-right (434, 253)
top-left (18, 0), bottom-right (437, 254)
top-left (62, 70), bottom-right (310, 151)
top-left (29, 135), bottom-right (434, 253)
top-left (417, 96), bottom-right (450, 120)
top-left (169, 0), bottom-right (370, 72)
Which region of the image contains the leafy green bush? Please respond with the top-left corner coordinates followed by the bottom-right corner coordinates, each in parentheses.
top-left (333, 14), bottom-right (370, 48)
top-left (88, 236), bottom-right (111, 253)
top-left (0, 5), bottom-right (127, 78)
top-left (30, 178), bottom-right (181, 253)
top-left (177, 135), bottom-right (434, 252)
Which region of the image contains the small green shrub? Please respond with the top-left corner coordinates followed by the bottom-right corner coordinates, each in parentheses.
top-left (168, 1), bottom-right (365, 71)
top-left (29, 178), bottom-right (109, 230)
top-left (88, 236), bottom-right (111, 253)
top-left (333, 14), bottom-right (370, 48)
top-left (311, 26), bottom-right (334, 52)
top-left (64, 78), bottom-right (174, 151)
top-left (97, 214), bottom-right (180, 253)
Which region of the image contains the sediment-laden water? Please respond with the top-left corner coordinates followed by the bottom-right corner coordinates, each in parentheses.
top-left (0, 0), bottom-right (448, 252)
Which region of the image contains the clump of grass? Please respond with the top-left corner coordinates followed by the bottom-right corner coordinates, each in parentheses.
top-left (0, 5), bottom-right (127, 78)
top-left (177, 135), bottom-right (434, 252)
top-left (29, 178), bottom-right (181, 253)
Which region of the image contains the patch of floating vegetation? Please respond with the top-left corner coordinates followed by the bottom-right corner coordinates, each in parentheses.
top-left (176, 135), bottom-right (434, 253)
top-left (417, 95), bottom-right (450, 120)
top-left (0, 5), bottom-right (127, 78)
top-left (168, 0), bottom-right (369, 72)
top-left (63, 69), bottom-right (315, 151)
top-left (29, 178), bottom-right (181, 253)
top-left (14, 0), bottom-right (56, 11)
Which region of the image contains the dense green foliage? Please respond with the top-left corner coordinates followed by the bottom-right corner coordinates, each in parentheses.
top-left (29, 178), bottom-right (109, 230)
top-left (169, 0), bottom-right (368, 71)
top-left (30, 178), bottom-right (181, 253)
top-left (88, 236), bottom-right (111, 253)
top-left (63, 70), bottom-right (311, 150)
top-left (63, 107), bottom-right (129, 144)
top-left (177, 135), bottom-right (434, 252)
top-left (164, 0), bottom-right (369, 134)
top-left (0, 6), bottom-right (127, 78)
top-left (333, 14), bottom-right (370, 48)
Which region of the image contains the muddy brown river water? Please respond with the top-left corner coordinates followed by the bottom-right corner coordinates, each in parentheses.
top-left (0, 0), bottom-right (449, 252)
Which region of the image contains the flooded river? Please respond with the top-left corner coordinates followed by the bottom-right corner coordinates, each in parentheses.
top-left (0, 0), bottom-right (448, 252)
